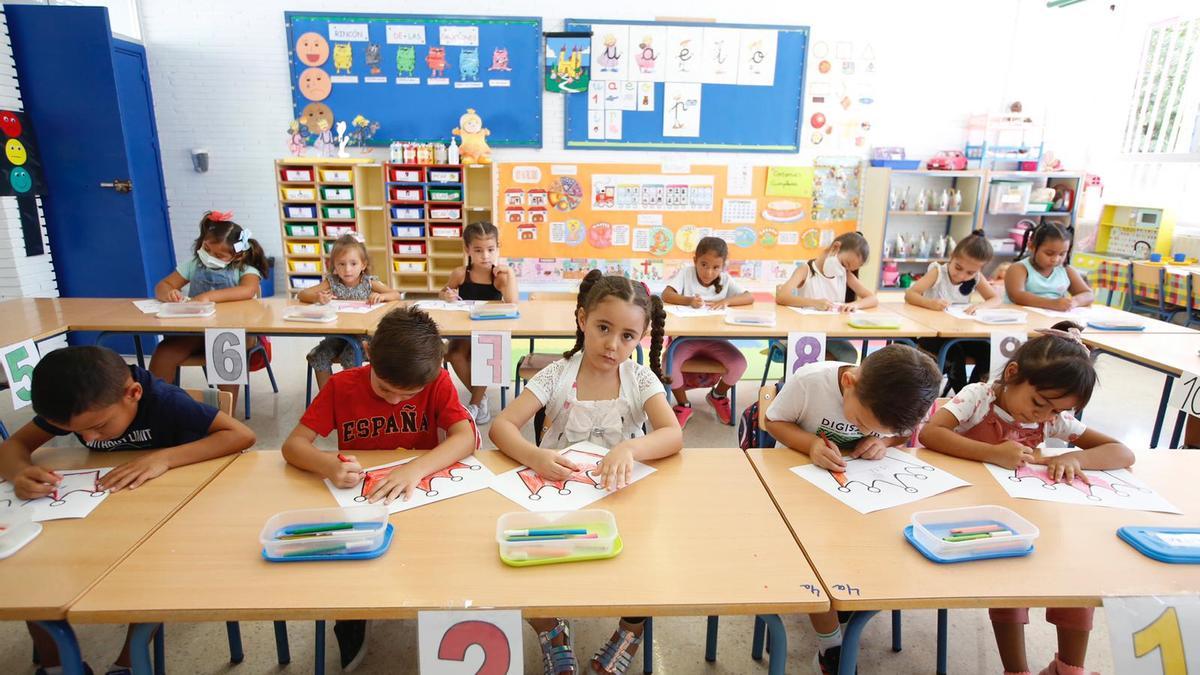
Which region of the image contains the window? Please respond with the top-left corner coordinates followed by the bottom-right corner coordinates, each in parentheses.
top-left (1122, 16), bottom-right (1200, 155)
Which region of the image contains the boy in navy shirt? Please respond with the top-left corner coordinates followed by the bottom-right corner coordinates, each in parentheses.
top-left (0, 345), bottom-right (254, 675)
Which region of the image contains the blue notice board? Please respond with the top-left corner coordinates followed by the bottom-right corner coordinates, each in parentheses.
top-left (285, 12), bottom-right (542, 146)
top-left (563, 18), bottom-right (808, 153)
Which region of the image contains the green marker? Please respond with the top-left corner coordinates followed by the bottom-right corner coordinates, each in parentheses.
top-left (281, 522), bottom-right (354, 536)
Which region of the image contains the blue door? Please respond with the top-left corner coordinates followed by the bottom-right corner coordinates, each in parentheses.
top-left (6, 5), bottom-right (175, 350)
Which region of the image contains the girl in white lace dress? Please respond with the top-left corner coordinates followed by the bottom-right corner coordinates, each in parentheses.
top-left (489, 270), bottom-right (682, 675)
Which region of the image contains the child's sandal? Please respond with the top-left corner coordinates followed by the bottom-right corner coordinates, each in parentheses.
top-left (537, 619), bottom-right (577, 675)
top-left (590, 627), bottom-right (643, 674)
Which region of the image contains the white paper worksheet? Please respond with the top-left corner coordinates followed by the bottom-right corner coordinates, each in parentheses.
top-left (0, 468), bottom-right (113, 522)
top-left (325, 455), bottom-right (495, 514)
top-left (791, 449), bottom-right (970, 514)
top-left (491, 442), bottom-right (656, 512)
top-left (985, 463), bottom-right (1181, 514)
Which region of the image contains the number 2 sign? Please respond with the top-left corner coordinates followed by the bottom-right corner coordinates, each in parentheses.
top-left (1105, 595), bottom-right (1200, 673)
top-left (787, 332), bottom-right (826, 375)
top-left (0, 339), bottom-right (41, 410)
top-left (418, 609), bottom-right (522, 674)
top-left (470, 331), bottom-right (512, 387)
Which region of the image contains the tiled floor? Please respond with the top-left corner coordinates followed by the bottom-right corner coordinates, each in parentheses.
top-left (0, 336), bottom-right (1164, 673)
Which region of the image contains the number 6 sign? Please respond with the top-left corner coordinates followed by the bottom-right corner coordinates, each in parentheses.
top-left (1105, 595), bottom-right (1200, 673)
top-left (989, 331), bottom-right (1027, 382)
top-left (787, 332), bottom-right (827, 375)
top-left (470, 331), bottom-right (512, 387)
top-left (0, 338), bottom-right (41, 410)
top-left (205, 328), bottom-right (248, 386)
top-left (418, 609), bottom-right (522, 674)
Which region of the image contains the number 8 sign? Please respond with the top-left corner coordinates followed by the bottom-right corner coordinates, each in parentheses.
top-left (418, 609), bottom-right (522, 674)
top-left (787, 332), bottom-right (827, 375)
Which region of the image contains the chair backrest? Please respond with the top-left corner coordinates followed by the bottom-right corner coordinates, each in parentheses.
top-left (184, 387), bottom-right (233, 415)
top-left (529, 291), bottom-right (578, 302)
top-left (1131, 262), bottom-right (1163, 287)
top-left (757, 385), bottom-right (775, 429)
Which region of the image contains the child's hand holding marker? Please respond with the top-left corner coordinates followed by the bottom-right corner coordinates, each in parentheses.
top-left (810, 432), bottom-right (847, 472)
top-left (529, 447), bottom-right (581, 481)
top-left (13, 464), bottom-right (60, 500)
top-left (850, 436), bottom-right (889, 460)
top-left (329, 453), bottom-right (363, 489)
top-left (689, 295), bottom-right (704, 308)
top-left (439, 286), bottom-right (461, 302)
top-left (598, 443), bottom-right (636, 491)
top-left (992, 441), bottom-right (1035, 470)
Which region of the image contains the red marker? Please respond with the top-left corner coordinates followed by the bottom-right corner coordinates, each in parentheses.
top-left (337, 454), bottom-right (352, 463)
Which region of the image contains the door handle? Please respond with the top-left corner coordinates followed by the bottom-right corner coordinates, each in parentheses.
top-left (99, 179), bottom-right (133, 193)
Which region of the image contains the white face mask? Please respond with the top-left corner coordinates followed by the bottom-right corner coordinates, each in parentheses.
top-left (197, 247), bottom-right (229, 270)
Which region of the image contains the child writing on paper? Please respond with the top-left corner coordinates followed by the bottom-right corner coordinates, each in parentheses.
top-left (489, 270), bottom-right (682, 675)
top-left (298, 234), bottom-right (402, 390)
top-left (775, 231), bottom-right (877, 362)
top-left (1005, 222), bottom-right (1095, 311)
top-left (282, 306), bottom-right (479, 671)
top-left (439, 222), bottom-right (518, 425)
top-left (149, 211), bottom-right (269, 410)
top-left (919, 322), bottom-right (1132, 675)
top-left (0, 346), bottom-right (254, 675)
top-left (661, 236), bottom-right (753, 427)
top-left (906, 230), bottom-right (1001, 394)
top-left (764, 343), bottom-right (941, 674)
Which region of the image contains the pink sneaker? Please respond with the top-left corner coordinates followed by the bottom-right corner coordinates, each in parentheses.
top-left (1038, 654), bottom-right (1098, 675)
top-left (706, 390), bottom-right (733, 425)
top-left (673, 404), bottom-right (693, 428)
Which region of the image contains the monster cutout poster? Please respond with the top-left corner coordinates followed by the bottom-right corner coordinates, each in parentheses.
top-left (285, 13), bottom-right (543, 146)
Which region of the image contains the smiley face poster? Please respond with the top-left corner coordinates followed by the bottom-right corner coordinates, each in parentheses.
top-left (0, 110), bottom-right (44, 196)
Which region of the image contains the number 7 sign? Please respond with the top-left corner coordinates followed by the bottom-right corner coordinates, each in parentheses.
top-left (418, 609), bottom-right (522, 674)
top-left (471, 331), bottom-right (512, 387)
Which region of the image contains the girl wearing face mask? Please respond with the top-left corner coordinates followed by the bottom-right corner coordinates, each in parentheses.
top-left (776, 231), bottom-right (876, 362)
top-left (149, 211), bottom-right (268, 408)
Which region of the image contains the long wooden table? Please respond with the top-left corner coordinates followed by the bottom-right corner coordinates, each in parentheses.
top-left (887, 301), bottom-right (1197, 338)
top-left (0, 298), bottom-right (106, 346)
top-left (70, 449), bottom-right (826, 675)
top-left (0, 448), bottom-right (236, 675)
top-left (747, 447), bottom-right (1200, 675)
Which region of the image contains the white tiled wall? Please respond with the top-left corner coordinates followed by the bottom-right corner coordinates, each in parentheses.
top-left (0, 9), bottom-right (58, 301)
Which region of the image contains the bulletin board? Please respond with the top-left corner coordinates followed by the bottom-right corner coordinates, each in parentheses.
top-left (496, 161), bottom-right (859, 270)
top-left (562, 18), bottom-right (808, 152)
top-left (284, 12), bottom-right (542, 146)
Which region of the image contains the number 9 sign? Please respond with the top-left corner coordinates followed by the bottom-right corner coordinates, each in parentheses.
top-left (989, 331), bottom-right (1027, 382)
top-left (787, 332), bottom-right (827, 375)
top-left (418, 609), bottom-right (522, 674)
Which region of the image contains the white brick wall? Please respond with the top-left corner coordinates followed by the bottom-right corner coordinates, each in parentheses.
top-left (132, 0), bottom-right (1200, 288)
top-left (0, 9), bottom-right (59, 300)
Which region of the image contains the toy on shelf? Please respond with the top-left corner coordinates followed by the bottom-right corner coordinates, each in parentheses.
top-left (934, 235), bottom-right (947, 258)
top-left (882, 262), bottom-right (899, 286)
top-left (899, 186), bottom-right (910, 211)
top-left (453, 108), bottom-right (491, 164)
top-left (938, 188), bottom-right (950, 211)
top-left (951, 188), bottom-right (963, 211)
top-left (927, 150), bottom-right (968, 171)
top-left (335, 121), bottom-right (350, 158)
top-left (870, 147), bottom-right (921, 170)
top-left (895, 233), bottom-right (907, 258)
top-left (917, 231), bottom-right (931, 257)
top-left (916, 188), bottom-right (929, 211)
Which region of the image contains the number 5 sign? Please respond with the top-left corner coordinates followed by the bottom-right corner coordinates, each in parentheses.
top-left (0, 339), bottom-right (41, 410)
top-left (471, 331), bottom-right (511, 387)
top-left (1105, 595), bottom-right (1200, 673)
top-left (418, 609), bottom-right (522, 674)
top-left (787, 332), bottom-right (826, 375)
top-left (205, 328), bottom-right (247, 386)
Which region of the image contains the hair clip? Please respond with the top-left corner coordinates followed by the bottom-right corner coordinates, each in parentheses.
top-left (1034, 326), bottom-right (1084, 344)
top-left (208, 210), bottom-right (234, 222)
top-left (233, 227), bottom-right (253, 253)
top-left (639, 281), bottom-right (651, 296)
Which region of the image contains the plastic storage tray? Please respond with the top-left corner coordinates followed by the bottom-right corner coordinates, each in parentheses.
top-left (725, 309), bottom-right (777, 326)
top-left (848, 313), bottom-right (902, 329)
top-left (283, 305), bottom-right (337, 323)
top-left (971, 309), bottom-right (1027, 324)
top-left (320, 169), bottom-right (353, 183)
top-left (908, 505), bottom-right (1037, 563)
top-left (289, 276), bottom-right (322, 290)
top-left (285, 223), bottom-right (319, 237)
top-left (498, 509), bottom-right (621, 567)
top-left (157, 301), bottom-right (216, 318)
top-left (261, 505), bottom-right (389, 561)
top-left (471, 303), bottom-right (519, 320)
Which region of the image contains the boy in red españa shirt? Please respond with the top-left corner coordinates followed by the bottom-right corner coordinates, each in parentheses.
top-left (283, 305), bottom-right (478, 503)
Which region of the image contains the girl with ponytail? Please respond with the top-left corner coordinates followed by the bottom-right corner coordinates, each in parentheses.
top-left (488, 269), bottom-right (682, 675)
top-left (1005, 221), bottom-right (1095, 311)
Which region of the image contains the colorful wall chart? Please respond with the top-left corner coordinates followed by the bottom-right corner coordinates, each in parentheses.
top-left (562, 19), bottom-right (809, 152)
top-left (804, 38), bottom-right (879, 151)
top-left (497, 160), bottom-right (860, 284)
top-left (285, 13), bottom-right (542, 146)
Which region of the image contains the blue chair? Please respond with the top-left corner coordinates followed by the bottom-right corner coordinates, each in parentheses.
top-left (175, 338), bottom-right (278, 419)
top-left (1127, 262), bottom-right (1185, 322)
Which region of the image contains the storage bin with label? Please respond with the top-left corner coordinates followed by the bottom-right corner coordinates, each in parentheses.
top-left (428, 169), bottom-right (461, 183)
top-left (391, 187), bottom-right (423, 201)
top-left (394, 260), bottom-right (427, 273)
top-left (288, 259), bottom-right (323, 274)
top-left (391, 168), bottom-right (421, 182)
top-left (320, 169), bottom-right (353, 183)
top-left (322, 206), bottom-right (355, 220)
top-left (321, 186), bottom-right (354, 201)
top-left (281, 167), bottom-right (314, 182)
top-left (285, 223), bottom-right (319, 238)
top-left (989, 181), bottom-right (1033, 215)
top-left (324, 223), bottom-right (357, 237)
top-left (393, 241), bottom-right (427, 256)
top-left (392, 224), bottom-right (425, 238)
top-left (430, 224), bottom-right (462, 238)
top-left (286, 205), bottom-right (317, 220)
top-left (391, 206), bottom-right (424, 220)
top-left (427, 187), bottom-right (462, 202)
top-left (280, 187), bottom-right (316, 201)
top-left (289, 275), bottom-right (322, 290)
top-left (429, 207), bottom-right (462, 220)
top-left (286, 241), bottom-right (321, 256)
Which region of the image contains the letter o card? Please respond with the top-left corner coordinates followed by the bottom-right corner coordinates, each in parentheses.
top-left (470, 331), bottom-right (511, 387)
top-left (418, 609), bottom-right (522, 674)
top-left (787, 332), bottom-right (826, 375)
